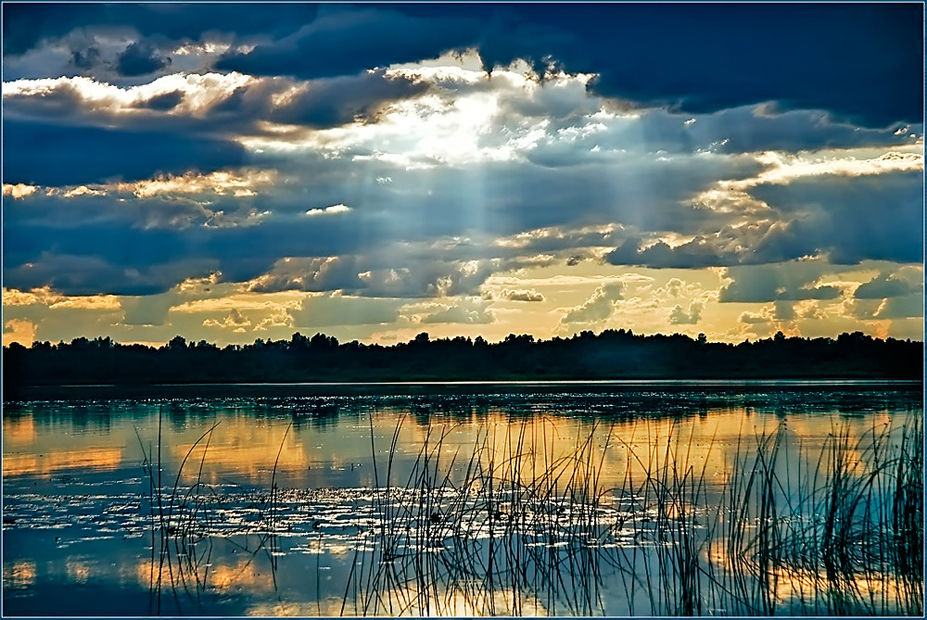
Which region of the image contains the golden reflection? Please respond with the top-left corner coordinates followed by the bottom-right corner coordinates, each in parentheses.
top-left (247, 599), bottom-right (345, 617)
top-left (5, 561), bottom-right (36, 588)
top-left (3, 416), bottom-right (35, 444)
top-left (707, 540), bottom-right (910, 611)
top-left (337, 584), bottom-right (549, 617)
top-left (136, 557), bottom-right (276, 593)
top-left (66, 559), bottom-right (92, 584)
top-left (2, 447), bottom-right (123, 477)
top-left (388, 410), bottom-right (744, 492)
top-left (170, 422), bottom-right (309, 483)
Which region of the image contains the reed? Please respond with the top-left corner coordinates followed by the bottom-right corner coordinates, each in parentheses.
top-left (139, 410), bottom-right (922, 616)
top-left (338, 414), bottom-right (923, 616)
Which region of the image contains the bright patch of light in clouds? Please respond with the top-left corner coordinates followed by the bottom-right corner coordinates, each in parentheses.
top-left (306, 204), bottom-right (351, 216)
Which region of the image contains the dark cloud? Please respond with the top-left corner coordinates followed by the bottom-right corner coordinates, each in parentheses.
top-left (215, 6), bottom-right (478, 80)
top-left (750, 171), bottom-right (923, 265)
top-left (2, 3), bottom-right (319, 56)
top-left (71, 46), bottom-right (101, 70)
top-left (116, 41), bottom-right (171, 76)
top-left (3, 251), bottom-right (217, 297)
top-left (719, 263), bottom-right (843, 304)
top-left (854, 273), bottom-right (916, 299)
top-left (137, 90), bottom-right (184, 111)
top-left (2, 121), bottom-right (247, 185)
top-left (605, 238), bottom-right (738, 269)
top-left (220, 3), bottom-right (921, 125)
top-left (267, 70), bottom-right (428, 127)
top-left (10, 4), bottom-right (917, 125)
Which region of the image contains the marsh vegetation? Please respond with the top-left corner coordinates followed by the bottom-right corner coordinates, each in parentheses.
top-left (133, 403), bottom-right (923, 616)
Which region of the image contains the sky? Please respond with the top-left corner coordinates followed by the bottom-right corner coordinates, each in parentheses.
top-left (2, 3), bottom-right (924, 347)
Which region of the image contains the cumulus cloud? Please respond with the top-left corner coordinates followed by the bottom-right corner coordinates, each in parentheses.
top-left (560, 282), bottom-right (623, 325)
top-left (499, 289), bottom-right (545, 302)
top-left (669, 302), bottom-right (703, 325)
top-left (306, 204), bottom-right (351, 217)
top-left (418, 297), bottom-right (493, 324)
top-left (202, 308), bottom-right (251, 332)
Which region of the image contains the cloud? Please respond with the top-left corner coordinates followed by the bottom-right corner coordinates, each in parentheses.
top-left (854, 269), bottom-right (920, 299)
top-left (202, 308), bottom-right (251, 332)
top-left (3, 120), bottom-right (246, 186)
top-left (215, 6), bottom-right (479, 80)
top-left (6, 4), bottom-right (921, 125)
top-left (669, 302), bottom-right (702, 325)
top-left (3, 319), bottom-right (37, 346)
top-left (138, 90), bottom-right (184, 110)
top-left (306, 204), bottom-right (351, 217)
top-left (739, 309), bottom-right (772, 325)
top-left (605, 237), bottom-right (738, 269)
top-left (418, 297), bottom-right (493, 324)
top-left (287, 293), bottom-right (404, 327)
top-left (3, 7), bottom-right (922, 334)
top-left (559, 282), bottom-right (623, 325)
top-left (749, 170), bottom-right (923, 265)
top-left (499, 289), bottom-right (544, 302)
top-left (719, 262), bottom-right (844, 303)
top-left (873, 294), bottom-right (923, 319)
top-left (2, 183), bottom-right (38, 199)
top-left (116, 41), bottom-right (171, 76)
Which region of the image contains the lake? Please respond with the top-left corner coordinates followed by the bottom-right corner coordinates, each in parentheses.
top-left (2, 382), bottom-right (923, 616)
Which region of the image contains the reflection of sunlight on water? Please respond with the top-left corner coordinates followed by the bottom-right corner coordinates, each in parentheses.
top-left (3, 416), bottom-right (35, 444)
top-left (4, 561), bottom-right (36, 588)
top-left (333, 585), bottom-right (550, 617)
top-left (393, 409), bottom-right (768, 492)
top-left (171, 423), bottom-right (310, 483)
top-left (707, 536), bottom-right (909, 612)
top-left (2, 447), bottom-right (123, 476)
top-left (208, 558), bottom-right (276, 592)
top-left (3, 393), bottom-right (920, 616)
top-left (246, 599), bottom-right (344, 616)
top-left (66, 558), bottom-right (92, 584)
top-left (135, 557), bottom-right (276, 593)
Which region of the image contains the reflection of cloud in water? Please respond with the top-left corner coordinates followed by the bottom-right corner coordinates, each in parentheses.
top-left (4, 561), bottom-right (36, 588)
top-left (66, 558), bottom-right (92, 584)
top-left (135, 556), bottom-right (276, 593)
top-left (170, 422), bottom-right (310, 483)
top-left (254, 589), bottom-right (549, 617)
top-left (2, 415), bottom-right (35, 444)
top-left (246, 599), bottom-right (345, 617)
top-left (3, 447), bottom-right (123, 476)
top-left (338, 583), bottom-right (549, 617)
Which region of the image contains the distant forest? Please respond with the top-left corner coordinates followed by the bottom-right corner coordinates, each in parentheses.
top-left (3, 329), bottom-right (922, 397)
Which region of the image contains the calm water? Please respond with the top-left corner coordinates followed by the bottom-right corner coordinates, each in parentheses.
top-left (2, 383), bottom-right (922, 616)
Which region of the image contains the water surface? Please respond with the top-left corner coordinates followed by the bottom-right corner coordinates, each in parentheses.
top-left (3, 383), bottom-right (922, 616)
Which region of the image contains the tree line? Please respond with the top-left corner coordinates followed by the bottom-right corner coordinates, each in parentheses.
top-left (3, 329), bottom-right (921, 397)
